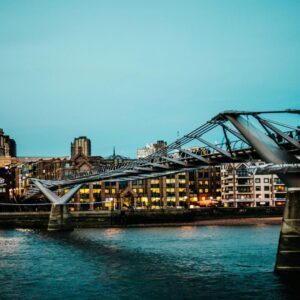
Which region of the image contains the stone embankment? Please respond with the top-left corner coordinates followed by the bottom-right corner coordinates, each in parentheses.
top-left (0, 207), bottom-right (284, 229)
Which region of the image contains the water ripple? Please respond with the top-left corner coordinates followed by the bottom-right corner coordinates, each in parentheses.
top-left (1, 226), bottom-right (299, 299)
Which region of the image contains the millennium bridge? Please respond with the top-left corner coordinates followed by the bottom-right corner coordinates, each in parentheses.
top-left (25, 109), bottom-right (300, 273)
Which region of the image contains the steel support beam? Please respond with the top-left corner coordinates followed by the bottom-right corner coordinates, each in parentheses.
top-left (257, 117), bottom-right (300, 149)
top-left (148, 162), bottom-right (170, 169)
top-left (225, 114), bottom-right (300, 273)
top-left (162, 156), bottom-right (187, 166)
top-left (134, 166), bottom-right (154, 172)
top-left (32, 180), bottom-right (82, 231)
top-left (196, 137), bottom-right (233, 158)
top-left (221, 124), bottom-right (249, 144)
top-left (179, 149), bottom-right (211, 164)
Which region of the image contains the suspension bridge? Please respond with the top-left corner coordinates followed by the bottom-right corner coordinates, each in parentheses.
top-left (22, 109), bottom-right (300, 272)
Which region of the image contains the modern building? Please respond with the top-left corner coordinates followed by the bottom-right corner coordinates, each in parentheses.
top-left (71, 136), bottom-right (91, 157)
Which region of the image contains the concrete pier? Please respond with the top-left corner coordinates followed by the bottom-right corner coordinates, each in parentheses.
top-left (275, 190), bottom-right (300, 273)
top-left (48, 204), bottom-right (73, 231)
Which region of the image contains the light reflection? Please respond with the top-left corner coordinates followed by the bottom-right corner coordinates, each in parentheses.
top-left (178, 226), bottom-right (196, 238)
top-left (103, 228), bottom-right (123, 238)
top-left (0, 236), bottom-right (22, 253)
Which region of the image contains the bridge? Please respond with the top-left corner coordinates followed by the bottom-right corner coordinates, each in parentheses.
top-left (26, 109), bottom-right (300, 273)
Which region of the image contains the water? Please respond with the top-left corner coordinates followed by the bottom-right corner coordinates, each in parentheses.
top-left (0, 225), bottom-right (299, 299)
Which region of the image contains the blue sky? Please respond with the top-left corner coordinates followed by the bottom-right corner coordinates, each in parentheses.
top-left (0, 0), bottom-right (299, 158)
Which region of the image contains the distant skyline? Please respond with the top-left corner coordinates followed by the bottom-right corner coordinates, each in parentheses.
top-left (1, 0), bottom-right (299, 158)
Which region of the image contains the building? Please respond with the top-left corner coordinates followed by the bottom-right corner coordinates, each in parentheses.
top-left (221, 162), bottom-right (287, 207)
top-left (106, 147), bottom-right (133, 166)
top-left (0, 166), bottom-right (16, 205)
top-left (0, 128), bottom-right (16, 157)
top-left (97, 167), bottom-right (221, 210)
top-left (0, 128), bottom-right (17, 168)
top-left (137, 140), bottom-right (167, 159)
top-left (137, 144), bottom-right (156, 159)
top-left (71, 136), bottom-right (91, 157)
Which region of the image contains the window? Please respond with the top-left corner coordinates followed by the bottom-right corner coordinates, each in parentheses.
top-left (265, 194), bottom-right (270, 198)
top-left (256, 186), bottom-right (261, 191)
top-left (264, 186), bottom-right (269, 191)
top-left (264, 178), bottom-right (269, 183)
top-left (255, 178), bottom-right (261, 183)
top-left (236, 165), bottom-right (248, 177)
top-left (166, 179), bottom-right (175, 184)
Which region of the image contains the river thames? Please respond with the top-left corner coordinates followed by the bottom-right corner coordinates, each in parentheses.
top-left (1, 225), bottom-right (299, 299)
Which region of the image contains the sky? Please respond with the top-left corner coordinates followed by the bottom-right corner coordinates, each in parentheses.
top-left (0, 0), bottom-right (299, 158)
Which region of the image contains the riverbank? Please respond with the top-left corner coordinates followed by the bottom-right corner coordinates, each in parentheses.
top-left (0, 207), bottom-right (284, 229)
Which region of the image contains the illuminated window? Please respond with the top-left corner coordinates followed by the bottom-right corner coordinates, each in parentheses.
top-left (166, 179), bottom-right (175, 184)
top-left (151, 179), bottom-right (159, 184)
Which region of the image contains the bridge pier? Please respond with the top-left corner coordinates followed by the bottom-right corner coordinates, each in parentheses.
top-left (275, 189), bottom-right (300, 273)
top-left (48, 204), bottom-right (73, 231)
top-left (224, 113), bottom-right (300, 273)
top-left (31, 180), bottom-right (82, 232)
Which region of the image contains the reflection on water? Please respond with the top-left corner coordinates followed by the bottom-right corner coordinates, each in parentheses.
top-left (1, 225), bottom-right (300, 299)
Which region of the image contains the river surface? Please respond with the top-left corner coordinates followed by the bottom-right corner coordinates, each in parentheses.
top-left (0, 225), bottom-right (299, 299)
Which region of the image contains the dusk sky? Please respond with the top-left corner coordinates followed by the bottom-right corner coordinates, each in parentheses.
top-left (0, 0), bottom-right (299, 158)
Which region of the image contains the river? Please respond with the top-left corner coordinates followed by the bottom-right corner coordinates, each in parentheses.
top-left (0, 225), bottom-right (299, 299)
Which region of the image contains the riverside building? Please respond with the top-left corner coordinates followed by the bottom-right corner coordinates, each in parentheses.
top-left (221, 162), bottom-right (286, 207)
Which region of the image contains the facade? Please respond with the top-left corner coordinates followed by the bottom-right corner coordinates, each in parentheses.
top-left (0, 166), bottom-right (16, 204)
top-left (221, 162), bottom-right (287, 207)
top-left (137, 144), bottom-right (156, 159)
top-left (0, 129), bottom-right (16, 168)
top-left (0, 128), bottom-right (16, 157)
top-left (93, 167), bottom-right (222, 210)
top-left (137, 140), bottom-right (167, 159)
top-left (71, 136), bottom-right (91, 157)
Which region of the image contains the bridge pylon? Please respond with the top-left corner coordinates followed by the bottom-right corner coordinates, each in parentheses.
top-left (31, 179), bottom-right (82, 231)
top-left (224, 113), bottom-right (300, 273)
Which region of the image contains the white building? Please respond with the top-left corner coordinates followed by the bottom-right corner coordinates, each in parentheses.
top-left (221, 162), bottom-right (286, 207)
top-left (137, 140), bottom-right (167, 159)
top-left (137, 144), bottom-right (156, 159)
